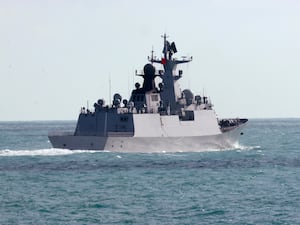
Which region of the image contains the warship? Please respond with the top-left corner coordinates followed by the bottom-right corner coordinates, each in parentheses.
top-left (48, 34), bottom-right (248, 152)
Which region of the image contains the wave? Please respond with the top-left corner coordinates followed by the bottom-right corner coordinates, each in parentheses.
top-left (0, 148), bottom-right (100, 157)
top-left (0, 144), bottom-right (261, 157)
top-left (231, 143), bottom-right (261, 151)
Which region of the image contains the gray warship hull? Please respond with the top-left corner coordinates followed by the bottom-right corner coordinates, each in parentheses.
top-left (48, 124), bottom-right (245, 153)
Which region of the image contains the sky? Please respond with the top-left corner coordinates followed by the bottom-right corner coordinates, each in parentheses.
top-left (0, 0), bottom-right (300, 121)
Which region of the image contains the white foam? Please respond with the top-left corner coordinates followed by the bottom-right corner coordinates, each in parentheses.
top-left (0, 148), bottom-right (99, 157)
top-left (0, 145), bottom-right (261, 157)
top-left (230, 143), bottom-right (261, 151)
top-left (241, 145), bottom-right (261, 151)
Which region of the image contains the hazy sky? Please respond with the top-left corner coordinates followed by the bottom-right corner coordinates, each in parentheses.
top-left (1, 0), bottom-right (300, 121)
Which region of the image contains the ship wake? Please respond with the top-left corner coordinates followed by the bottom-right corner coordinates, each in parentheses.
top-left (0, 148), bottom-right (100, 157)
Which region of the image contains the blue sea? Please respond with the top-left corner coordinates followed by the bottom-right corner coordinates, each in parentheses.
top-left (0, 119), bottom-right (300, 224)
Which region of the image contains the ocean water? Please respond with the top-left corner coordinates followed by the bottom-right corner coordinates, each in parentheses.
top-left (0, 119), bottom-right (300, 224)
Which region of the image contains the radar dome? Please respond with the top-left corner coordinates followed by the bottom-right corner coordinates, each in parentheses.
top-left (182, 89), bottom-right (194, 105)
top-left (123, 99), bottom-right (128, 107)
top-left (143, 63), bottom-right (155, 76)
top-left (97, 99), bottom-right (104, 106)
top-left (135, 82), bottom-right (141, 89)
top-left (113, 93), bottom-right (122, 101)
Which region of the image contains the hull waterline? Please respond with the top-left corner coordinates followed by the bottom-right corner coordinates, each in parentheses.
top-left (48, 124), bottom-right (245, 153)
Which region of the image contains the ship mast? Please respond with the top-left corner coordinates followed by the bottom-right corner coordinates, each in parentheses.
top-left (162, 33), bottom-right (168, 60)
top-left (150, 34), bottom-right (192, 115)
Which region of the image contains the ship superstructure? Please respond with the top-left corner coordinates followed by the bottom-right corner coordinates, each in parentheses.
top-left (48, 35), bottom-right (247, 152)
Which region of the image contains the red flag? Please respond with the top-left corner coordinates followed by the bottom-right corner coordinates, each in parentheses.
top-left (161, 58), bottom-right (167, 65)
